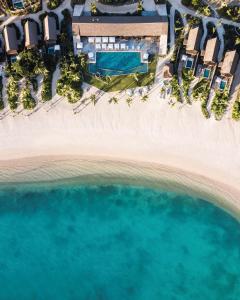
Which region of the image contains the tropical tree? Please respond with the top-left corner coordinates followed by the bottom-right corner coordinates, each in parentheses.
top-left (141, 94), bottom-right (149, 102)
top-left (126, 97), bottom-right (133, 107)
top-left (91, 2), bottom-right (97, 15)
top-left (90, 94), bottom-right (97, 105)
top-left (109, 96), bottom-right (118, 104)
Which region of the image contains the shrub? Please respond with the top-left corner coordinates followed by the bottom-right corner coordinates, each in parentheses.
top-left (41, 71), bottom-right (53, 102)
top-left (21, 83), bottom-right (36, 110)
top-left (232, 96), bottom-right (240, 121)
top-left (7, 76), bottom-right (19, 110)
top-left (211, 90), bottom-right (229, 120)
top-left (57, 54), bottom-right (83, 103)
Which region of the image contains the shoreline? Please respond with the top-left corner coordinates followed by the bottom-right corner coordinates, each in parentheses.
top-left (0, 155), bottom-right (240, 221)
top-left (0, 87), bottom-right (239, 219)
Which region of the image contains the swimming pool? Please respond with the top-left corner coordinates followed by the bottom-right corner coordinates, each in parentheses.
top-left (88, 52), bottom-right (148, 76)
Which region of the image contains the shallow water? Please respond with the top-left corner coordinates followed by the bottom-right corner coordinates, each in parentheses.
top-left (0, 183), bottom-right (239, 300)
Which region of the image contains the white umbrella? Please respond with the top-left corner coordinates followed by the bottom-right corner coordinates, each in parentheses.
top-left (95, 37), bottom-right (101, 43)
top-left (102, 37), bottom-right (108, 43)
top-left (109, 37), bottom-right (115, 43)
top-left (88, 37), bottom-right (94, 43)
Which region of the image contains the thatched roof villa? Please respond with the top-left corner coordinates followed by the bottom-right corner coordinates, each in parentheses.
top-left (221, 50), bottom-right (239, 78)
top-left (186, 26), bottom-right (202, 56)
top-left (24, 20), bottom-right (38, 49)
top-left (3, 25), bottom-right (18, 56)
top-left (203, 37), bottom-right (220, 66)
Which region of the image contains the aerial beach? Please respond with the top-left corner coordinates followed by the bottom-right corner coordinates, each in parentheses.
top-left (0, 0), bottom-right (240, 298)
top-left (0, 86), bottom-right (239, 216)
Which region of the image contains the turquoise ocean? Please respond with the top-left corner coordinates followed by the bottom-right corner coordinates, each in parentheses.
top-left (0, 182), bottom-right (239, 299)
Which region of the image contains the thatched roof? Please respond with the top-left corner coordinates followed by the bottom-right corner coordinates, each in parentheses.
top-left (72, 15), bottom-right (168, 37)
top-left (44, 15), bottom-right (57, 43)
top-left (24, 20), bottom-right (38, 49)
top-left (186, 26), bottom-right (202, 55)
top-left (203, 37), bottom-right (220, 65)
top-left (221, 50), bottom-right (239, 76)
top-left (3, 25), bottom-right (18, 55)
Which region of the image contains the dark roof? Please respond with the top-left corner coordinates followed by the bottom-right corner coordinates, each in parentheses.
top-left (72, 15), bottom-right (168, 24)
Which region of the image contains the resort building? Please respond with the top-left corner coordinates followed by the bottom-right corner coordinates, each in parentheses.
top-left (72, 15), bottom-right (168, 38)
top-left (220, 50), bottom-right (239, 78)
top-left (72, 15), bottom-right (168, 55)
top-left (43, 15), bottom-right (57, 45)
top-left (186, 26), bottom-right (202, 56)
top-left (72, 15), bottom-right (168, 75)
top-left (203, 37), bottom-right (220, 66)
top-left (24, 20), bottom-right (38, 49)
top-left (3, 25), bottom-right (18, 56)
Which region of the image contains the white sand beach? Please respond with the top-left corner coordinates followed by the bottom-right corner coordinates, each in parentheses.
top-left (0, 88), bottom-right (240, 215)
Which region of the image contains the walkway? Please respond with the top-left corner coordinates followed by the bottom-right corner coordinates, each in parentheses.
top-left (96, 2), bottom-right (137, 14)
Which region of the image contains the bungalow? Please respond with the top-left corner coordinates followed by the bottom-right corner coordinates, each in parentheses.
top-left (186, 26), bottom-right (202, 56)
top-left (3, 25), bottom-right (18, 56)
top-left (43, 15), bottom-right (57, 45)
top-left (220, 50), bottom-right (239, 78)
top-left (203, 37), bottom-right (220, 66)
top-left (24, 20), bottom-right (38, 49)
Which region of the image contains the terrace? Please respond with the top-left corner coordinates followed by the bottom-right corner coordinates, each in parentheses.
top-left (74, 35), bottom-right (157, 76)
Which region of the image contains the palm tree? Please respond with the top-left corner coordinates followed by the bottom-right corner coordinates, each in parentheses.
top-left (109, 96), bottom-right (118, 104)
top-left (126, 97), bottom-right (133, 107)
top-left (91, 2), bottom-right (97, 15)
top-left (141, 94), bottom-right (149, 102)
top-left (90, 94), bottom-right (97, 106)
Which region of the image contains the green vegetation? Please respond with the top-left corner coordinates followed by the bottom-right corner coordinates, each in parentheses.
top-left (91, 2), bottom-right (97, 15)
top-left (21, 82), bottom-right (36, 110)
top-left (7, 76), bottom-right (19, 111)
top-left (90, 94), bottom-right (97, 106)
top-left (170, 75), bottom-right (181, 102)
top-left (181, 0), bottom-right (212, 16)
top-left (211, 89), bottom-right (229, 121)
top-left (83, 56), bottom-right (157, 92)
top-left (182, 69), bottom-right (194, 104)
top-left (60, 9), bottom-right (73, 55)
top-left (0, 76), bottom-right (4, 110)
top-left (41, 54), bottom-right (58, 102)
top-left (126, 97), bottom-right (133, 107)
top-left (137, 0), bottom-right (143, 15)
top-left (232, 93), bottom-right (240, 121)
top-left (218, 5), bottom-right (240, 23)
top-left (11, 49), bottom-right (45, 80)
top-left (141, 94), bottom-right (149, 102)
top-left (57, 54), bottom-right (83, 103)
top-left (47, 0), bottom-right (63, 10)
top-left (192, 78), bottom-right (211, 118)
top-left (41, 72), bottom-right (53, 102)
top-left (109, 97), bottom-right (118, 104)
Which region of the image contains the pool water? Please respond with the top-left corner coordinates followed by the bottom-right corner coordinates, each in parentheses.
top-left (220, 80), bottom-right (227, 90)
top-left (89, 51), bottom-right (148, 76)
top-left (203, 68), bottom-right (210, 78)
top-left (0, 183), bottom-right (240, 299)
top-left (185, 59), bottom-right (193, 69)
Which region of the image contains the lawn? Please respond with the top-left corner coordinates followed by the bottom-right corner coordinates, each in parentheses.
top-left (82, 55), bottom-right (158, 92)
